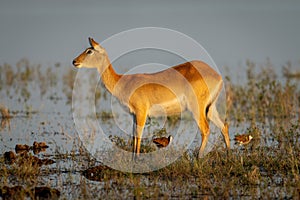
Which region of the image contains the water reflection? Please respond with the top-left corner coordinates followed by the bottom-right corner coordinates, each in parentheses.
top-left (0, 117), bottom-right (10, 131)
top-left (0, 104), bottom-right (11, 131)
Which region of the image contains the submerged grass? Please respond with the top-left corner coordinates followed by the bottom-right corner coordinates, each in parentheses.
top-left (0, 59), bottom-right (299, 199)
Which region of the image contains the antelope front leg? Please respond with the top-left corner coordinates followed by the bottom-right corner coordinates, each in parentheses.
top-left (134, 111), bottom-right (147, 157)
top-left (132, 115), bottom-right (137, 160)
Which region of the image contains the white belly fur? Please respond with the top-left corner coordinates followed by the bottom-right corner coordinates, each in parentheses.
top-left (148, 95), bottom-right (188, 117)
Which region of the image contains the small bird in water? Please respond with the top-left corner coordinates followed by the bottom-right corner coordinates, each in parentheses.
top-left (234, 134), bottom-right (253, 145)
top-left (33, 141), bottom-right (49, 149)
top-left (15, 144), bottom-right (30, 151)
top-left (32, 141), bottom-right (49, 154)
top-left (153, 135), bottom-right (173, 148)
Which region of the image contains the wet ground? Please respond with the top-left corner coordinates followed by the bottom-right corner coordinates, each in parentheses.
top-left (0, 60), bottom-right (299, 199)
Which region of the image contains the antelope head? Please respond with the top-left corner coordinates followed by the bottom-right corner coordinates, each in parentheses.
top-left (72, 38), bottom-right (107, 69)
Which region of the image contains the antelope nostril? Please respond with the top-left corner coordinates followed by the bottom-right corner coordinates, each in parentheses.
top-left (72, 60), bottom-right (76, 65)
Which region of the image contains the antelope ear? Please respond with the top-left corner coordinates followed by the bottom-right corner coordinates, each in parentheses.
top-left (88, 37), bottom-right (101, 51)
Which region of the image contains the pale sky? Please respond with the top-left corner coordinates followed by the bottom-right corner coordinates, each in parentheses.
top-left (0, 0), bottom-right (299, 70)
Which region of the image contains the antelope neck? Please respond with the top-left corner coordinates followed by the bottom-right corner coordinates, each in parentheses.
top-left (98, 57), bottom-right (121, 94)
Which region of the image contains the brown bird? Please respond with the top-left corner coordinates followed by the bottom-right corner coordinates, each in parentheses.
top-left (33, 141), bottom-right (49, 149)
top-left (153, 135), bottom-right (173, 148)
top-left (234, 134), bottom-right (253, 145)
top-left (15, 144), bottom-right (31, 154)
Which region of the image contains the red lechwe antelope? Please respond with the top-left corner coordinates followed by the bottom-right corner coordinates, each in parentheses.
top-left (72, 38), bottom-right (230, 159)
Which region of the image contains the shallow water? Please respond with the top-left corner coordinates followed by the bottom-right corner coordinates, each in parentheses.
top-left (0, 111), bottom-right (233, 198)
top-left (1, 61), bottom-right (298, 199)
top-left (0, 67), bottom-right (232, 199)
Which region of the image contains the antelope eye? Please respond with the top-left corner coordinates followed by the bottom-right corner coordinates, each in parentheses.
top-left (86, 49), bottom-right (93, 54)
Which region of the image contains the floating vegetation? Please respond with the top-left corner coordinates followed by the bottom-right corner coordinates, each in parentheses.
top-left (5, 142), bottom-right (54, 166)
top-left (0, 186), bottom-right (60, 200)
top-left (15, 141), bottom-right (49, 155)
